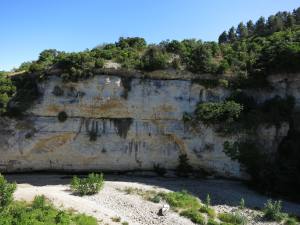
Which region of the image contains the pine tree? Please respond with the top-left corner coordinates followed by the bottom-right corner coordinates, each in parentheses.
top-left (236, 22), bottom-right (248, 39)
top-left (293, 7), bottom-right (300, 24)
top-left (246, 20), bottom-right (255, 36)
top-left (218, 31), bottom-right (228, 44)
top-left (228, 27), bottom-right (237, 42)
top-left (255, 16), bottom-right (266, 36)
top-left (267, 15), bottom-right (284, 34)
top-left (286, 14), bottom-right (296, 28)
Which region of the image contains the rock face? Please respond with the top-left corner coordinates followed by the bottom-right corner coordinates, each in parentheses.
top-left (0, 74), bottom-right (295, 178)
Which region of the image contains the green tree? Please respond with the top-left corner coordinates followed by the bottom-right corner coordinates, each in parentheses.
top-left (267, 15), bottom-right (284, 34)
top-left (228, 27), bottom-right (237, 42)
top-left (116, 37), bottom-right (146, 50)
top-left (218, 31), bottom-right (228, 44)
top-left (255, 17), bottom-right (266, 36)
top-left (293, 7), bottom-right (300, 24)
top-left (286, 14), bottom-right (296, 27)
top-left (187, 44), bottom-right (213, 73)
top-left (237, 22), bottom-right (248, 39)
top-left (246, 20), bottom-right (255, 36)
top-left (0, 174), bottom-right (16, 209)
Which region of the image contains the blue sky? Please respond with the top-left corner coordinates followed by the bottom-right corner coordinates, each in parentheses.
top-left (0, 0), bottom-right (299, 71)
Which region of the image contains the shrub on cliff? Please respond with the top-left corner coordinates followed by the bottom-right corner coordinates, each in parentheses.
top-left (195, 100), bottom-right (243, 124)
top-left (0, 174), bottom-right (16, 209)
top-left (70, 173), bottom-right (104, 196)
top-left (140, 46), bottom-right (169, 71)
top-left (0, 74), bottom-right (16, 115)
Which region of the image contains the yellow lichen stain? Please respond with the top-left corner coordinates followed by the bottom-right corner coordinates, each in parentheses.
top-left (47, 105), bottom-right (61, 113)
top-left (157, 104), bottom-right (175, 113)
top-left (166, 133), bottom-right (187, 155)
top-left (30, 133), bottom-right (75, 154)
top-left (82, 99), bottom-right (127, 116)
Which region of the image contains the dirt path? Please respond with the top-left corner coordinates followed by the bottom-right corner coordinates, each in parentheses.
top-left (8, 174), bottom-right (300, 225)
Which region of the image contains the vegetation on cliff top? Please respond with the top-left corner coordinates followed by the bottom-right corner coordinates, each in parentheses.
top-left (0, 7), bottom-right (299, 115)
top-left (11, 7), bottom-right (300, 80)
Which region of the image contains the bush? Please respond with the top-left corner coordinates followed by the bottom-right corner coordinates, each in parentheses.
top-left (0, 195), bottom-right (98, 225)
top-left (32, 195), bottom-right (48, 209)
top-left (263, 200), bottom-right (286, 222)
top-left (0, 74), bottom-right (16, 115)
top-left (140, 46), bottom-right (169, 71)
top-left (218, 212), bottom-right (248, 225)
top-left (0, 174), bottom-right (16, 209)
top-left (195, 101), bottom-right (243, 124)
top-left (180, 209), bottom-right (206, 224)
top-left (163, 190), bottom-right (201, 209)
top-left (176, 154), bottom-right (193, 177)
top-left (70, 173), bottom-right (104, 196)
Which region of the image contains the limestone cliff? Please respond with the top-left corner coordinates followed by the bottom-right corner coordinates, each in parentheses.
top-left (1, 73), bottom-right (298, 178)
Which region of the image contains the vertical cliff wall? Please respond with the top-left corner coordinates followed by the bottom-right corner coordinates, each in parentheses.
top-left (0, 74), bottom-right (293, 178)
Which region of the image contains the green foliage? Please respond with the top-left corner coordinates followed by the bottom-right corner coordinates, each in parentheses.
top-left (218, 212), bottom-right (248, 225)
top-left (0, 174), bottom-right (16, 209)
top-left (0, 74), bottom-right (16, 115)
top-left (263, 200), bottom-right (286, 222)
top-left (149, 195), bottom-right (161, 203)
top-left (0, 195), bottom-right (98, 225)
top-left (116, 37), bottom-right (146, 50)
top-left (199, 205), bottom-right (216, 218)
top-left (140, 46), bottom-right (169, 71)
top-left (284, 217), bottom-right (299, 225)
top-left (207, 218), bottom-right (219, 225)
top-left (70, 173), bottom-right (104, 196)
top-left (205, 194), bottom-right (211, 207)
top-left (207, 218), bottom-right (220, 225)
top-left (195, 101), bottom-right (243, 124)
top-left (180, 209), bottom-right (206, 225)
top-left (187, 44), bottom-right (216, 73)
top-left (163, 190), bottom-right (201, 209)
top-left (8, 74), bottom-right (39, 117)
top-left (176, 154), bottom-right (193, 177)
top-left (239, 198), bottom-right (245, 210)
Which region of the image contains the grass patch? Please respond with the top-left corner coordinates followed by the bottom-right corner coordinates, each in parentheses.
top-left (180, 209), bottom-right (206, 225)
top-left (163, 190), bottom-right (201, 209)
top-left (119, 187), bottom-right (164, 203)
top-left (199, 205), bottom-right (216, 218)
top-left (263, 200), bottom-right (287, 222)
top-left (207, 218), bottom-right (220, 225)
top-left (284, 217), bottom-right (299, 225)
top-left (218, 212), bottom-right (248, 225)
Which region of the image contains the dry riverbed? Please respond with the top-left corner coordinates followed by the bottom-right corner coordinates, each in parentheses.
top-left (6, 174), bottom-right (300, 225)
